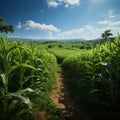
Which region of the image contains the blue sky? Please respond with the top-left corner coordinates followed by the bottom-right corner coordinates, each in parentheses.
top-left (0, 0), bottom-right (120, 40)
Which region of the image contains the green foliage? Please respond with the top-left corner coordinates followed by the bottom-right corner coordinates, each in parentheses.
top-left (62, 37), bottom-right (120, 119)
top-left (0, 37), bottom-right (60, 120)
top-left (101, 29), bottom-right (113, 41)
top-left (0, 17), bottom-right (14, 34)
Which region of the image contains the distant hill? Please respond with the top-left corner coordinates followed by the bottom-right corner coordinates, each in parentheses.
top-left (8, 37), bottom-right (87, 42)
top-left (8, 37), bottom-right (116, 43)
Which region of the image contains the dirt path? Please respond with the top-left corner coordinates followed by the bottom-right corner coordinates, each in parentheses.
top-left (50, 67), bottom-right (91, 120)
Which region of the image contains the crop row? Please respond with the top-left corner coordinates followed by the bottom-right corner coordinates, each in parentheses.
top-left (0, 38), bottom-right (61, 120)
top-left (62, 37), bottom-right (120, 119)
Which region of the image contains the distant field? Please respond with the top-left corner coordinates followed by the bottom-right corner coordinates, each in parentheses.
top-left (48, 48), bottom-right (86, 63)
top-left (37, 41), bottom-right (94, 49)
top-left (37, 41), bottom-right (94, 63)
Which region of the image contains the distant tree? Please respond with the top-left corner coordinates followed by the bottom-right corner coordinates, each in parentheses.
top-left (58, 45), bottom-right (63, 48)
top-left (0, 18), bottom-right (4, 33)
top-left (3, 25), bottom-right (14, 34)
top-left (101, 30), bottom-right (113, 41)
top-left (0, 18), bottom-right (4, 23)
top-left (80, 45), bottom-right (84, 49)
top-left (0, 17), bottom-right (14, 35)
top-left (48, 45), bottom-right (52, 48)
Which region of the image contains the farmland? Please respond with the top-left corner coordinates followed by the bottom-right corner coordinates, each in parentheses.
top-left (0, 36), bottom-right (120, 120)
top-left (0, 38), bottom-right (61, 120)
top-left (62, 37), bottom-right (120, 119)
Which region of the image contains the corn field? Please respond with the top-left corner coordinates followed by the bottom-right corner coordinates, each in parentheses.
top-left (1, 36), bottom-right (120, 120)
top-left (62, 37), bottom-right (120, 119)
top-left (0, 38), bottom-right (61, 120)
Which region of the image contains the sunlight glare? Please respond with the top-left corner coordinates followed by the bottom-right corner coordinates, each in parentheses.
top-left (89, 0), bottom-right (106, 14)
top-left (91, 0), bottom-right (105, 5)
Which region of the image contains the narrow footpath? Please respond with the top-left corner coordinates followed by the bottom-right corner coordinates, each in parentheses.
top-left (50, 66), bottom-right (91, 120)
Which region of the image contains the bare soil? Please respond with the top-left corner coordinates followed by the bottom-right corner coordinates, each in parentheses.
top-left (50, 67), bottom-right (91, 120)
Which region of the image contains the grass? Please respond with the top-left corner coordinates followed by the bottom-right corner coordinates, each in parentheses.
top-left (49, 48), bottom-right (84, 64)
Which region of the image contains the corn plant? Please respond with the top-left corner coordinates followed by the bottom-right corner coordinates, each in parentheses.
top-left (0, 37), bottom-right (60, 120)
top-left (62, 36), bottom-right (120, 118)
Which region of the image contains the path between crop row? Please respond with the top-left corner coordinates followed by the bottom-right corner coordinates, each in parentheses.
top-left (50, 67), bottom-right (91, 120)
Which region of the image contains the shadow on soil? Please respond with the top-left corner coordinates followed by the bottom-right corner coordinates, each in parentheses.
top-left (57, 69), bottom-right (91, 120)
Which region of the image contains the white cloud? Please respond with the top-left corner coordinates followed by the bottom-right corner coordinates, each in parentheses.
top-left (16, 22), bottom-right (22, 29)
top-left (110, 21), bottom-right (120, 26)
top-left (98, 20), bottom-right (120, 26)
top-left (16, 20), bottom-right (60, 32)
top-left (47, 0), bottom-right (59, 8)
top-left (57, 10), bottom-right (120, 40)
top-left (47, 0), bottom-right (80, 8)
top-left (65, 4), bottom-right (69, 8)
top-left (57, 25), bottom-right (103, 40)
top-left (98, 20), bottom-right (112, 25)
top-left (24, 20), bottom-right (60, 32)
top-left (63, 0), bottom-right (80, 5)
top-left (108, 10), bottom-right (116, 19)
top-left (98, 10), bottom-right (120, 27)
top-left (57, 24), bottom-right (120, 40)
